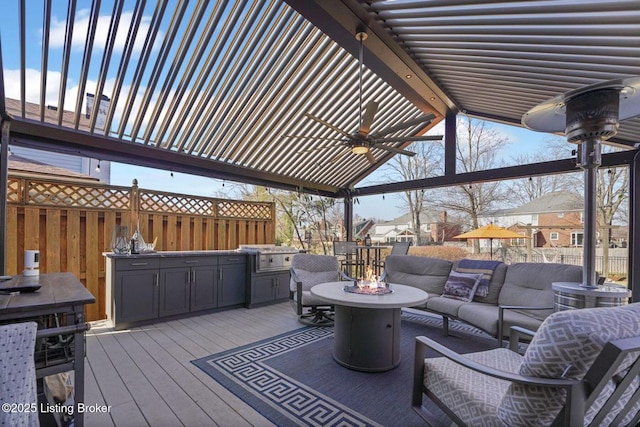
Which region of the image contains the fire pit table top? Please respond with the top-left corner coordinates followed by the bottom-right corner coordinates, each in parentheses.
top-left (311, 281), bottom-right (428, 309)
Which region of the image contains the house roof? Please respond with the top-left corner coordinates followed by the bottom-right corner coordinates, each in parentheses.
top-left (378, 211), bottom-right (441, 226)
top-left (502, 191), bottom-right (583, 215)
top-left (1, 1), bottom-right (638, 197)
top-left (8, 154), bottom-right (98, 183)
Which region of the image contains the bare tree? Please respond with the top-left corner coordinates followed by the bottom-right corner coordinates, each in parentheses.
top-left (229, 183), bottom-right (341, 253)
top-left (597, 165), bottom-right (629, 277)
top-left (386, 138), bottom-right (443, 244)
top-left (433, 117), bottom-right (510, 253)
top-left (505, 137), bottom-right (576, 206)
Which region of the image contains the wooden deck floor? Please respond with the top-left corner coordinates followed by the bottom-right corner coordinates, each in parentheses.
top-left (84, 303), bottom-right (301, 426)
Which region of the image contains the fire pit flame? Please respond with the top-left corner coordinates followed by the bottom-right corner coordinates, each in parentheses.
top-left (344, 266), bottom-right (393, 295)
top-left (357, 266), bottom-right (383, 290)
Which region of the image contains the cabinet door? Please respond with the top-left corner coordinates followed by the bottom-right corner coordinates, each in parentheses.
top-left (115, 270), bottom-right (159, 323)
top-left (190, 265), bottom-right (218, 312)
top-left (159, 268), bottom-right (191, 317)
top-left (251, 275), bottom-right (275, 305)
top-left (274, 272), bottom-right (290, 301)
top-left (218, 263), bottom-right (246, 306)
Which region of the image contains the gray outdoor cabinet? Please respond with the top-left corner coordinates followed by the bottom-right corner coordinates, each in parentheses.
top-left (105, 252), bottom-right (247, 330)
top-left (218, 255), bottom-right (247, 306)
top-left (160, 257), bottom-right (219, 314)
top-left (248, 271), bottom-right (290, 307)
top-left (113, 258), bottom-right (160, 324)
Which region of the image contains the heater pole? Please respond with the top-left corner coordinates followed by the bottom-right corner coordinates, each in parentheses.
top-left (579, 137), bottom-right (602, 287)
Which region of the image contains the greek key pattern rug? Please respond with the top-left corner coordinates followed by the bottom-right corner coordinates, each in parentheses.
top-left (192, 312), bottom-right (489, 427)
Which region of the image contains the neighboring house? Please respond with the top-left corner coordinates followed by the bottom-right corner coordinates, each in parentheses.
top-left (480, 191), bottom-right (595, 248)
top-left (5, 95), bottom-right (112, 183)
top-left (8, 155), bottom-right (100, 184)
top-left (354, 219), bottom-right (375, 241)
top-left (371, 211), bottom-right (460, 245)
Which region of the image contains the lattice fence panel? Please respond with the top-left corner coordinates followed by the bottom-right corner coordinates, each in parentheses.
top-left (7, 178), bottom-right (21, 203)
top-left (24, 181), bottom-right (131, 210)
top-left (139, 190), bottom-right (214, 215)
top-left (218, 200), bottom-right (272, 219)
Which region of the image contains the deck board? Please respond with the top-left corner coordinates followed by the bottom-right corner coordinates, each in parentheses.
top-left (84, 303), bottom-right (301, 426)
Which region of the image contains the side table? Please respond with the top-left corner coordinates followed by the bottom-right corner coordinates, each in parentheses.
top-left (552, 281), bottom-right (631, 311)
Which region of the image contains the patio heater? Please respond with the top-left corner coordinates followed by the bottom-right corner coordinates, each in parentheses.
top-left (522, 77), bottom-right (640, 287)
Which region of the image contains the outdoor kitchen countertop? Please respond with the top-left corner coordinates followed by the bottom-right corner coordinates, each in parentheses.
top-left (103, 250), bottom-right (243, 258)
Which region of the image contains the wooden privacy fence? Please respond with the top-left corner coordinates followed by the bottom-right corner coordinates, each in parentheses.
top-left (5, 176), bottom-right (275, 321)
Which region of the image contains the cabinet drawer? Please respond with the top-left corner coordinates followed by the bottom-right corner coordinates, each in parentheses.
top-left (161, 256), bottom-right (217, 268)
top-left (115, 258), bottom-right (160, 271)
top-left (218, 255), bottom-right (246, 265)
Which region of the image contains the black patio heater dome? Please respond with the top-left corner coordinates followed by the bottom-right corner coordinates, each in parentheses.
top-left (522, 76), bottom-right (640, 288)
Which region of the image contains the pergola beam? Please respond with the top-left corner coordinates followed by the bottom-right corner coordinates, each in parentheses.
top-left (9, 118), bottom-right (340, 197)
top-left (350, 150), bottom-right (636, 197)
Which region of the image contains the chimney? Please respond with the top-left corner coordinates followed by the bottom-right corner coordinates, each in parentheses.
top-left (85, 93), bottom-right (111, 129)
top-left (440, 211), bottom-right (447, 223)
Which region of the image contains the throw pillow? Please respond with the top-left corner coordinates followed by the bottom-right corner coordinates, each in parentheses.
top-left (441, 271), bottom-right (483, 302)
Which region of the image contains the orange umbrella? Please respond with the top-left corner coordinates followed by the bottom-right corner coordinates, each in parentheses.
top-left (454, 224), bottom-right (529, 258)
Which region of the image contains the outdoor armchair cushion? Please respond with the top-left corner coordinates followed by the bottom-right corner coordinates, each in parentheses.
top-left (0, 322), bottom-right (39, 427)
top-left (424, 347), bottom-right (523, 426)
top-left (290, 254), bottom-right (341, 293)
top-left (289, 254), bottom-right (341, 324)
top-left (499, 303), bottom-right (640, 426)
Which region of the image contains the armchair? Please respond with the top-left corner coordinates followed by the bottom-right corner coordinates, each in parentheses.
top-left (413, 303), bottom-right (640, 426)
top-left (289, 254), bottom-right (352, 325)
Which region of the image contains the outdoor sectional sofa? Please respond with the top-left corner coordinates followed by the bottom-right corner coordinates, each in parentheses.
top-left (383, 255), bottom-right (584, 345)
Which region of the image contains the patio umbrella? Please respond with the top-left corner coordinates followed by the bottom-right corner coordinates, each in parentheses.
top-left (454, 224), bottom-right (528, 259)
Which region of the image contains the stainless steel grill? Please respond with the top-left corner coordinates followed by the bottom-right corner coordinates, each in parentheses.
top-left (238, 245), bottom-right (300, 272)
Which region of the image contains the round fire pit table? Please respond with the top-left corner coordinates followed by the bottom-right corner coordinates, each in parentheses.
top-left (311, 281), bottom-right (428, 372)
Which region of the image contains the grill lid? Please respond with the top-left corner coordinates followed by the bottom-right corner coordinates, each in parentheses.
top-left (238, 244), bottom-right (300, 254)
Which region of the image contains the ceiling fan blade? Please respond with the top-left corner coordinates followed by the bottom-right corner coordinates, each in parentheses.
top-left (371, 135), bottom-right (443, 143)
top-left (305, 113), bottom-right (350, 137)
top-left (372, 113), bottom-right (436, 137)
top-left (365, 151), bottom-right (377, 164)
top-left (358, 101), bottom-right (378, 137)
top-left (373, 144), bottom-right (417, 156)
top-left (285, 135), bottom-right (347, 142)
top-left (298, 145), bottom-right (339, 154)
top-left (330, 149), bottom-right (349, 163)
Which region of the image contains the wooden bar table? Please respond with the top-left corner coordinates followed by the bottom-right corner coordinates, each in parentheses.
top-left (0, 273), bottom-right (95, 427)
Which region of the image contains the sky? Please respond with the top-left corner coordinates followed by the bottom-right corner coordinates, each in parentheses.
top-left (1, 0), bottom-right (560, 221)
top-left (109, 120), bottom-right (556, 221)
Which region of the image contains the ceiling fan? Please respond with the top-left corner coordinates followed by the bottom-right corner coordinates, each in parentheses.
top-left (287, 28), bottom-right (443, 164)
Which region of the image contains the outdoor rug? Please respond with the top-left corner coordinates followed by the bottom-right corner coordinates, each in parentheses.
top-left (192, 311), bottom-right (498, 427)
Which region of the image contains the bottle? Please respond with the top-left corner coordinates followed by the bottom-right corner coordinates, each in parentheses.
top-left (364, 234), bottom-right (372, 246)
top-left (130, 225), bottom-right (146, 254)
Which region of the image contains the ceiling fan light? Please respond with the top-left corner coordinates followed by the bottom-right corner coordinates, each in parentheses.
top-left (352, 145), bottom-right (369, 154)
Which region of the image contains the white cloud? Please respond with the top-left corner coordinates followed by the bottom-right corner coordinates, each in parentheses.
top-left (48, 9), bottom-right (160, 54)
top-left (3, 68), bottom-right (63, 106)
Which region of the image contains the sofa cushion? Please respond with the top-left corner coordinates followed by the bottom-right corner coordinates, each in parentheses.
top-left (453, 260), bottom-right (507, 305)
top-left (425, 296), bottom-right (467, 317)
top-left (441, 271), bottom-right (482, 302)
top-left (457, 303), bottom-right (544, 337)
top-left (498, 303), bottom-right (640, 426)
top-left (384, 255), bottom-right (452, 294)
top-left (498, 263), bottom-right (582, 320)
